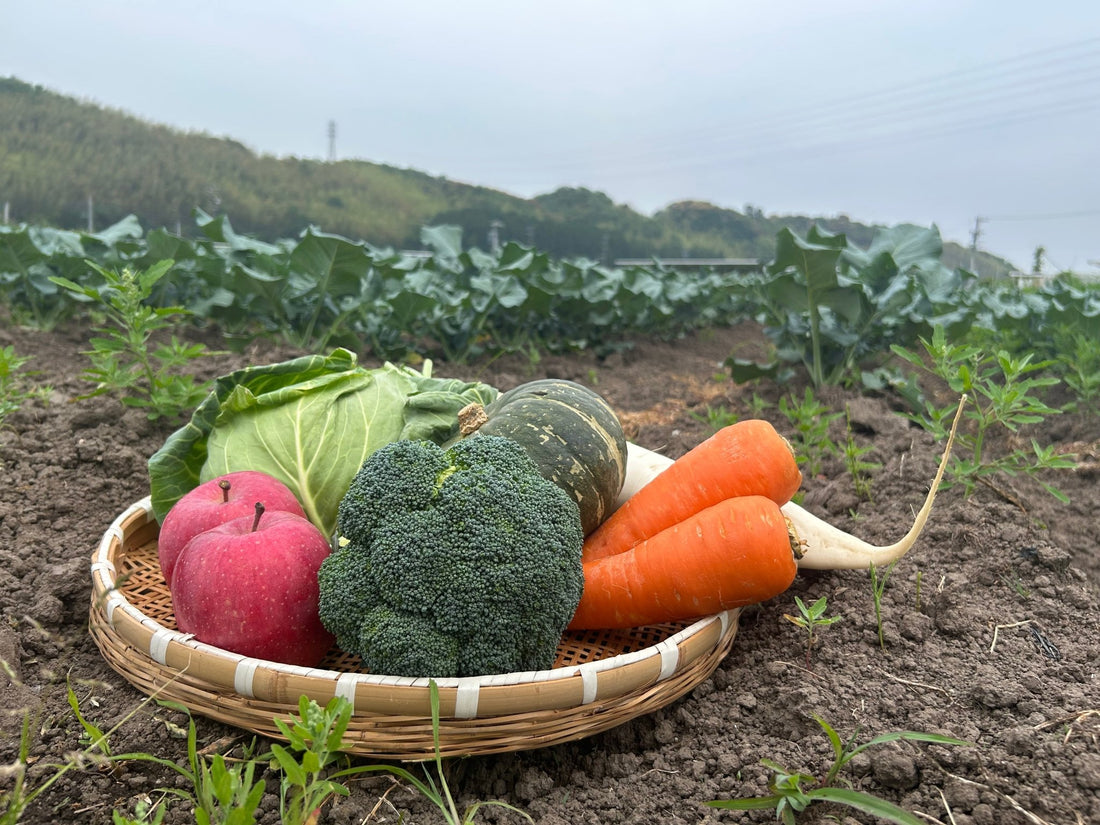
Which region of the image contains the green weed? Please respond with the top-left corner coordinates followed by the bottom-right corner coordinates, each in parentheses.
top-left (869, 561), bottom-right (897, 653)
top-left (842, 406), bottom-right (881, 501)
top-left (783, 596), bottom-right (841, 671)
top-left (688, 403), bottom-right (740, 433)
top-left (1, 680), bottom-right (167, 825)
top-left (1050, 325), bottom-right (1100, 415)
top-left (327, 681), bottom-right (533, 824)
top-left (50, 259), bottom-right (215, 420)
top-left (778, 388), bottom-right (841, 477)
top-left (110, 795), bottom-right (170, 825)
top-left (0, 346), bottom-right (50, 431)
top-left (708, 715), bottom-right (971, 824)
top-left (892, 325), bottom-right (1076, 502)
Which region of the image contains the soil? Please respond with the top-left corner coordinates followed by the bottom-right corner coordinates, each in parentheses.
top-left (1, 320), bottom-right (1098, 825)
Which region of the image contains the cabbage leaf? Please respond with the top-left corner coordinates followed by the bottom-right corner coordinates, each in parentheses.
top-left (148, 348), bottom-right (497, 535)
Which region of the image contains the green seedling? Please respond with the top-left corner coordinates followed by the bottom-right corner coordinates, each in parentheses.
top-left (778, 388), bottom-right (841, 477)
top-left (0, 346), bottom-right (50, 432)
top-left (1046, 323), bottom-right (1100, 416)
top-left (50, 259), bottom-right (215, 420)
top-left (89, 687), bottom-right (530, 825)
top-left (783, 596), bottom-right (841, 670)
top-left (327, 681), bottom-right (533, 824)
top-left (266, 695), bottom-right (356, 825)
top-left (181, 714), bottom-right (266, 825)
top-left (67, 688), bottom-right (266, 825)
top-left (708, 715), bottom-right (972, 824)
top-left (869, 561), bottom-right (897, 652)
top-left (688, 403), bottom-right (740, 433)
top-left (3, 680), bottom-right (179, 825)
top-left (111, 795), bottom-right (170, 825)
top-left (842, 406), bottom-right (881, 501)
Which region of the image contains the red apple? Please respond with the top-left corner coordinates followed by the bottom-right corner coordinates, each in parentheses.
top-left (171, 503), bottom-right (335, 667)
top-left (158, 470), bottom-right (306, 587)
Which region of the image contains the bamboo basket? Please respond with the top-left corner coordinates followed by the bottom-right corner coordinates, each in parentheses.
top-left (89, 497), bottom-right (740, 760)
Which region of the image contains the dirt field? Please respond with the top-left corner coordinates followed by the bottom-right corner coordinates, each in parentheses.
top-left (1, 320), bottom-right (1098, 824)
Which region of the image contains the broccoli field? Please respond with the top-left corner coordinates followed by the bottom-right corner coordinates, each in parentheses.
top-left (1, 315), bottom-right (1098, 825)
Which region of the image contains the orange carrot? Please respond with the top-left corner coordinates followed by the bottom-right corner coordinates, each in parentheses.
top-left (583, 419), bottom-right (801, 563)
top-left (568, 495), bottom-right (798, 630)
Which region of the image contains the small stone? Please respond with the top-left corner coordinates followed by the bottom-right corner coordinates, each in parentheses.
top-left (1003, 726), bottom-right (1035, 756)
top-left (871, 750), bottom-right (919, 790)
top-left (899, 612), bottom-right (933, 642)
top-left (514, 767), bottom-right (554, 802)
top-left (972, 680), bottom-right (1022, 710)
top-left (1073, 753), bottom-right (1100, 790)
top-left (942, 777), bottom-right (981, 809)
top-left (653, 719), bottom-right (677, 744)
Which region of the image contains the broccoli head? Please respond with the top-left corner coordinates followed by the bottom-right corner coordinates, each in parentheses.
top-left (318, 435), bottom-right (585, 678)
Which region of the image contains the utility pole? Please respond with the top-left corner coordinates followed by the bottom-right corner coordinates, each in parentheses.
top-left (87, 194), bottom-right (94, 233)
top-left (327, 120), bottom-right (337, 162)
top-left (488, 220), bottom-right (503, 253)
top-left (2, 202), bottom-right (9, 224)
top-left (969, 216), bottom-right (984, 274)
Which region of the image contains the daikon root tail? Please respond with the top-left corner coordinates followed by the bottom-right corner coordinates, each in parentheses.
top-left (791, 394), bottom-right (966, 570)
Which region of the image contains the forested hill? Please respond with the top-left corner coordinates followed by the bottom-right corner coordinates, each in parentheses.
top-left (0, 76), bottom-right (1010, 272)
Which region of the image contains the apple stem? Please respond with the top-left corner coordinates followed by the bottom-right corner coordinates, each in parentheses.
top-left (219, 479), bottom-right (231, 503)
top-left (252, 501), bottom-right (264, 532)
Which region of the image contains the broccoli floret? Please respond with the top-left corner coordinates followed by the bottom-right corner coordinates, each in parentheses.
top-left (318, 435), bottom-right (584, 678)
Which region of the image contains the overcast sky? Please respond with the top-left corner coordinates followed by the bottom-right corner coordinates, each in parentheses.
top-left (4, 2), bottom-right (1100, 272)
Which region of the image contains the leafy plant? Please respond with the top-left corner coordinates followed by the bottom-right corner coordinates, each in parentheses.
top-left (0, 346), bottom-right (50, 431)
top-left (50, 259), bottom-right (216, 420)
top-left (708, 715), bottom-right (971, 824)
top-left (0, 222), bottom-right (85, 329)
top-left (778, 387), bottom-right (841, 477)
top-left (783, 595), bottom-right (842, 670)
top-left (842, 406), bottom-right (881, 501)
top-left (892, 325), bottom-right (1076, 502)
top-left (729, 224), bottom-right (970, 389)
top-left (9, 673), bottom-right (268, 825)
top-left (1049, 325), bottom-right (1100, 415)
top-left (688, 403), bottom-right (740, 433)
top-left (111, 799), bottom-right (168, 825)
top-left (267, 695), bottom-right (355, 825)
top-left (187, 736), bottom-right (266, 824)
top-left (87, 698), bottom-right (267, 825)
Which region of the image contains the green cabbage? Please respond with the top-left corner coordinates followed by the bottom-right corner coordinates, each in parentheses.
top-left (147, 348), bottom-right (497, 535)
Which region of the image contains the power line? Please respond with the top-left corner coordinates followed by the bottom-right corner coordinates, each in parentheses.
top-left (983, 208), bottom-right (1100, 222)
top-left (597, 35), bottom-right (1100, 166)
top-left (510, 87), bottom-right (1100, 185)
top-left (470, 35), bottom-right (1100, 179)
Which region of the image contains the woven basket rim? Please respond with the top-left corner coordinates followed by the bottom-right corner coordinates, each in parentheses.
top-left (89, 496), bottom-right (740, 756)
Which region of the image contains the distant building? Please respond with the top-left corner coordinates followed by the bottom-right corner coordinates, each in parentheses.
top-left (612, 257), bottom-right (762, 272)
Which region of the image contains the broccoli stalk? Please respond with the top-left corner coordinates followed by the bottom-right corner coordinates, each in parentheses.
top-left (318, 435), bottom-right (585, 678)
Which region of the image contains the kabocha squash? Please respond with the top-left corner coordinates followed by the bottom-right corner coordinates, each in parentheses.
top-left (456, 379), bottom-right (628, 535)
